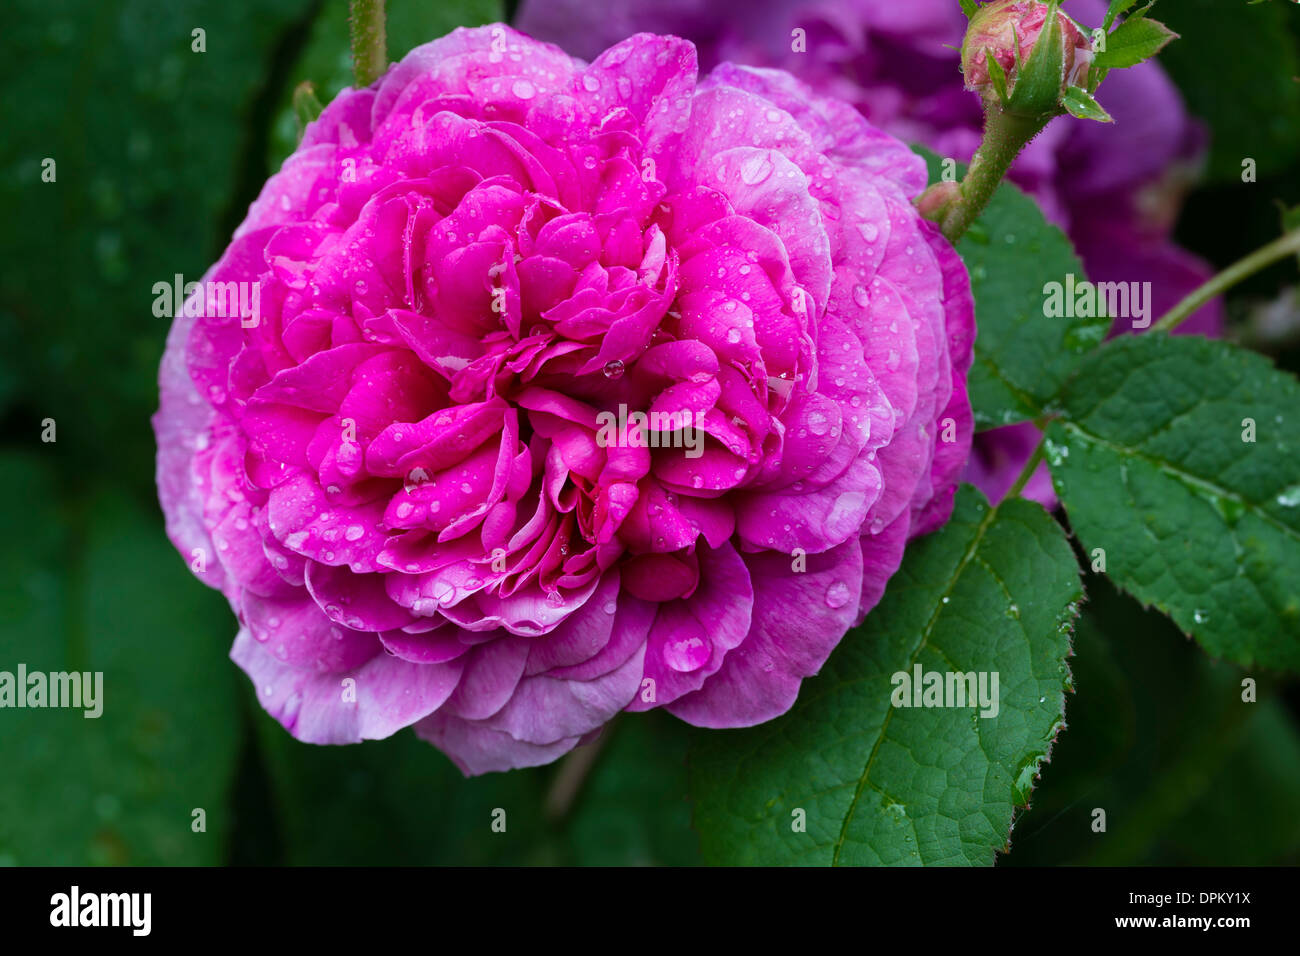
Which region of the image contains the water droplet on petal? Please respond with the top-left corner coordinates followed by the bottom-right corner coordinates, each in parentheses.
top-left (825, 582), bottom-right (851, 609)
top-left (739, 152), bottom-right (774, 185)
top-left (662, 624), bottom-right (710, 673)
top-left (807, 409), bottom-right (831, 436)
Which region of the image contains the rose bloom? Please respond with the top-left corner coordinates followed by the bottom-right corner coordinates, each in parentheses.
top-left (155, 25), bottom-right (974, 774)
top-left (519, 0), bottom-right (1225, 508)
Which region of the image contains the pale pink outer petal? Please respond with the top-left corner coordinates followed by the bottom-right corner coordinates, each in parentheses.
top-left (154, 280), bottom-right (228, 597)
top-left (231, 628), bottom-right (464, 744)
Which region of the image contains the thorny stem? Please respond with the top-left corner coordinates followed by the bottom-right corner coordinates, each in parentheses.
top-left (937, 108), bottom-right (1048, 243)
top-left (349, 0), bottom-right (387, 88)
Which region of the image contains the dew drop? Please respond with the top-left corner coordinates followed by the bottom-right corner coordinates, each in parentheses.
top-left (738, 152), bottom-right (774, 185)
top-left (662, 623), bottom-right (710, 673)
top-left (824, 581), bottom-right (851, 609)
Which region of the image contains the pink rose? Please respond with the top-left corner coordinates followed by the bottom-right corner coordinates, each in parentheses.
top-left (154, 26), bottom-right (974, 774)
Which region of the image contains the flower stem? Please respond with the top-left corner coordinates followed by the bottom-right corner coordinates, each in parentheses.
top-left (1151, 226), bottom-right (1300, 333)
top-left (939, 108), bottom-right (1047, 243)
top-left (543, 720), bottom-right (614, 821)
top-left (1005, 434), bottom-right (1049, 501)
top-left (349, 0), bottom-right (387, 88)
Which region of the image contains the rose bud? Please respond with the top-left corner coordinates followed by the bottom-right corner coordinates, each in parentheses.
top-left (961, 0), bottom-right (1094, 117)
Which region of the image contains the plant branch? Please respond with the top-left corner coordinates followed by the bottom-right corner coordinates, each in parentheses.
top-left (1006, 434), bottom-right (1049, 501)
top-left (1152, 227), bottom-right (1300, 333)
top-left (938, 108), bottom-right (1048, 243)
top-left (543, 721), bottom-right (614, 822)
top-left (349, 0), bottom-right (387, 88)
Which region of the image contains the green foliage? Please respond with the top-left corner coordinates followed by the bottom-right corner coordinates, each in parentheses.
top-left (0, 0), bottom-right (318, 495)
top-left (1157, 0), bottom-right (1300, 183)
top-left (1047, 335), bottom-right (1300, 671)
top-left (253, 705), bottom-right (697, 864)
top-left (1004, 579), bottom-right (1300, 866)
top-left (1093, 16), bottom-right (1178, 70)
top-left (1104, 1), bottom-right (1140, 32)
top-left (0, 454), bottom-right (241, 864)
top-left (267, 0), bottom-right (503, 167)
top-left (1063, 85), bottom-right (1113, 122)
top-left (920, 150), bottom-right (1109, 429)
top-left (689, 487), bottom-right (1082, 866)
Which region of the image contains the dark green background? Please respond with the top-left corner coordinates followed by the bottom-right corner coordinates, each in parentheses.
top-left (0, 0), bottom-right (1297, 865)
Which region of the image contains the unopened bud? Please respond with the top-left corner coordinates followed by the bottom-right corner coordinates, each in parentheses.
top-left (961, 1), bottom-right (1092, 116)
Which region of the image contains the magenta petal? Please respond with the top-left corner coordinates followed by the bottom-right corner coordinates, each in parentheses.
top-left (241, 589), bottom-right (381, 670)
top-left (626, 543), bottom-right (753, 711)
top-left (476, 639), bottom-right (646, 744)
top-left (524, 572), bottom-right (622, 674)
top-left (440, 636), bottom-right (531, 721)
top-left (415, 713), bottom-right (597, 776)
top-left (305, 562), bottom-right (417, 632)
top-left (378, 623), bottom-right (471, 664)
top-left (668, 538), bottom-right (864, 727)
